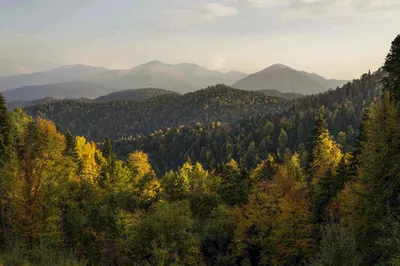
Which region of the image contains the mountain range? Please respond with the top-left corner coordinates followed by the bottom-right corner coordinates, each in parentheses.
top-left (1, 61), bottom-right (349, 102)
top-left (92, 61), bottom-right (247, 93)
top-left (2, 81), bottom-right (112, 102)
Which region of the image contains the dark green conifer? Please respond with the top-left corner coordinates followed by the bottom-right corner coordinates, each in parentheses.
top-left (382, 34), bottom-right (400, 102)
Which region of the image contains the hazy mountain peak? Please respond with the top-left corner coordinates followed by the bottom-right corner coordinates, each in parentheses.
top-left (53, 64), bottom-right (109, 72)
top-left (136, 60), bottom-right (169, 68)
top-left (232, 63), bottom-right (349, 94)
top-left (267, 63), bottom-right (291, 70)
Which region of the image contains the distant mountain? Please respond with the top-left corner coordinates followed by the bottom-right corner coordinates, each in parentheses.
top-left (232, 64), bottom-right (349, 94)
top-left (96, 61), bottom-right (247, 93)
top-left (0, 58), bottom-right (58, 77)
top-left (95, 88), bottom-right (180, 102)
top-left (0, 61), bottom-right (247, 95)
top-left (3, 81), bottom-right (113, 102)
top-left (300, 71), bottom-right (348, 90)
top-left (0, 64), bottom-right (109, 91)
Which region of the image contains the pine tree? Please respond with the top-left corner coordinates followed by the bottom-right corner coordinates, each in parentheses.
top-left (382, 34), bottom-right (400, 102)
top-left (218, 159), bottom-right (250, 206)
top-left (0, 93), bottom-right (14, 248)
top-left (305, 113), bottom-right (327, 179)
top-left (349, 108), bottom-right (369, 177)
top-left (278, 128), bottom-right (288, 155)
top-left (0, 93), bottom-right (13, 169)
top-left (305, 113), bottom-right (342, 187)
top-left (344, 94), bottom-right (400, 263)
top-left (102, 136), bottom-right (115, 163)
top-left (313, 156), bottom-right (351, 225)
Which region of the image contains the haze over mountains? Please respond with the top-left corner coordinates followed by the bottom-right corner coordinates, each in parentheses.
top-left (0, 65), bottom-right (109, 91)
top-left (2, 82), bottom-right (112, 102)
top-left (232, 64), bottom-right (348, 94)
top-left (1, 61), bottom-right (349, 103)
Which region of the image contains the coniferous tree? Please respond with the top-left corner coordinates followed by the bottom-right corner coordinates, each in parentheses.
top-left (102, 136), bottom-right (115, 163)
top-left (0, 94), bottom-right (13, 169)
top-left (0, 93), bottom-right (14, 249)
top-left (64, 131), bottom-right (79, 162)
top-left (305, 113), bottom-right (328, 179)
top-left (218, 159), bottom-right (250, 206)
top-left (382, 34), bottom-right (400, 102)
top-left (305, 113), bottom-right (342, 196)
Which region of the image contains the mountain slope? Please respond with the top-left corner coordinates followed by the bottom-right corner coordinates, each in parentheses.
top-left (95, 88), bottom-right (179, 102)
top-left (0, 64), bottom-right (109, 91)
top-left (112, 71), bottom-right (382, 174)
top-left (24, 84), bottom-right (285, 140)
top-left (3, 81), bottom-right (113, 102)
top-left (6, 97), bottom-right (58, 110)
top-left (97, 61), bottom-right (247, 93)
top-left (232, 64), bottom-right (348, 94)
top-left (301, 71), bottom-right (348, 89)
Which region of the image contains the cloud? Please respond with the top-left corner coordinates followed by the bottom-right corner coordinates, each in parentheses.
top-left (157, 2), bottom-right (238, 32)
top-left (196, 3), bottom-right (239, 19)
top-left (231, 0), bottom-right (400, 17)
top-left (246, 0), bottom-right (290, 8)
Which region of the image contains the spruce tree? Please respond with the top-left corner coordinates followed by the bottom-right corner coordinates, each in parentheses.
top-left (382, 34), bottom-right (400, 102)
top-left (0, 93), bottom-right (13, 169)
top-left (0, 93), bottom-right (13, 248)
top-left (64, 131), bottom-right (79, 161)
top-left (305, 113), bottom-right (327, 179)
top-left (102, 136), bottom-right (115, 162)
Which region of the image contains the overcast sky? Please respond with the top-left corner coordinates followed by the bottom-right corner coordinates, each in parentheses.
top-left (1, 0), bottom-right (400, 79)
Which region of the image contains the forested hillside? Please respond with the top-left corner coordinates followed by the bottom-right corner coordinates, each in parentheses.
top-left (112, 70), bottom-right (382, 174)
top-left (0, 35), bottom-right (399, 266)
top-left (25, 85), bottom-right (285, 140)
top-left (94, 88), bottom-right (179, 102)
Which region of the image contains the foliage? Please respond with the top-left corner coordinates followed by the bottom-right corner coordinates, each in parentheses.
top-left (0, 34), bottom-right (399, 265)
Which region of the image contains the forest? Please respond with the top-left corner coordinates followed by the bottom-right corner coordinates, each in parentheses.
top-left (0, 34), bottom-right (399, 265)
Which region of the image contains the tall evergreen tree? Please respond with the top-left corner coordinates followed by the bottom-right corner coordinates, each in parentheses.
top-left (305, 113), bottom-right (327, 179)
top-left (218, 159), bottom-right (250, 206)
top-left (382, 34), bottom-right (400, 102)
top-left (0, 93), bottom-right (14, 248)
top-left (0, 93), bottom-right (13, 168)
top-left (305, 113), bottom-right (342, 189)
top-left (102, 136), bottom-right (115, 163)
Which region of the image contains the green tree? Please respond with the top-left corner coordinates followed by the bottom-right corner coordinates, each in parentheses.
top-left (312, 223), bottom-right (360, 266)
top-left (305, 113), bottom-right (342, 196)
top-left (278, 128), bottom-right (288, 154)
top-left (131, 200), bottom-right (203, 265)
top-left (0, 93), bottom-right (14, 248)
top-left (200, 205), bottom-right (236, 265)
top-left (342, 94), bottom-right (400, 264)
top-left (382, 34), bottom-right (400, 102)
top-left (218, 159), bottom-right (250, 206)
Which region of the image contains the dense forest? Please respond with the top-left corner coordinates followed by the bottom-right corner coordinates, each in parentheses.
top-left (113, 70), bottom-right (382, 175)
top-left (24, 86), bottom-right (286, 140)
top-left (0, 34), bottom-right (399, 265)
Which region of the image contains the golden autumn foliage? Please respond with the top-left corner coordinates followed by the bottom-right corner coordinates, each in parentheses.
top-left (11, 118), bottom-right (71, 245)
top-left (127, 151), bottom-right (154, 179)
top-left (75, 136), bottom-right (102, 182)
top-left (309, 130), bottom-right (342, 185)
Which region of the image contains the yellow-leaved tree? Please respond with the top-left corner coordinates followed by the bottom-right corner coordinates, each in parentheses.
top-left (11, 118), bottom-right (72, 246)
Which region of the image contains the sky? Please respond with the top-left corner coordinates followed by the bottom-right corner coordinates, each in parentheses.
top-left (0, 0), bottom-right (400, 79)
